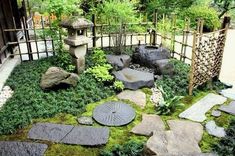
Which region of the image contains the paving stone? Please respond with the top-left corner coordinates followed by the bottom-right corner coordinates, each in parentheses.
top-left (0, 141), bottom-right (48, 156)
top-left (61, 126), bottom-right (109, 146)
top-left (117, 90), bottom-right (146, 108)
top-left (77, 116), bottom-right (93, 125)
top-left (28, 123), bottom-right (74, 142)
top-left (145, 120), bottom-right (203, 155)
top-left (219, 101), bottom-right (235, 115)
top-left (179, 93), bottom-right (227, 122)
top-left (150, 87), bottom-right (163, 107)
top-left (219, 88), bottom-right (235, 100)
top-left (113, 68), bottom-right (154, 90)
top-left (205, 120), bottom-right (226, 138)
top-left (211, 110), bottom-right (221, 117)
top-left (131, 114), bottom-right (165, 136)
top-left (93, 101), bottom-right (136, 126)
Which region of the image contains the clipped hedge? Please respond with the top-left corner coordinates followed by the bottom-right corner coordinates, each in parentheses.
top-left (0, 57), bottom-right (114, 135)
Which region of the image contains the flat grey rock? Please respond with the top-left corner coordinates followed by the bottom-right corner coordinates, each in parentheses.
top-left (117, 90), bottom-right (146, 108)
top-left (211, 110), bottom-right (221, 117)
top-left (219, 88), bottom-right (235, 100)
top-left (179, 93), bottom-right (227, 122)
top-left (61, 126), bottom-right (109, 146)
top-left (205, 120), bottom-right (226, 138)
top-left (219, 101), bottom-right (235, 115)
top-left (77, 116), bottom-right (93, 125)
top-left (106, 55), bottom-right (131, 70)
top-left (28, 123), bottom-right (74, 142)
top-left (0, 141), bottom-right (48, 156)
top-left (131, 114), bottom-right (165, 136)
top-left (113, 68), bottom-right (154, 90)
top-left (145, 120), bottom-right (203, 155)
top-left (93, 101), bottom-right (136, 126)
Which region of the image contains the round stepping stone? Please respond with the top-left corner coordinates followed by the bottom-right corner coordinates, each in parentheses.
top-left (93, 101), bottom-right (136, 126)
top-left (211, 110), bottom-right (221, 117)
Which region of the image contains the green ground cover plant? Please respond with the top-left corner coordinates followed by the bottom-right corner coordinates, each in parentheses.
top-left (0, 57), bottom-right (114, 135)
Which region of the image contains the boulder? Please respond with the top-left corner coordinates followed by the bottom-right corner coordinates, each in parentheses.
top-left (113, 68), bottom-right (154, 90)
top-left (133, 45), bottom-right (173, 75)
top-left (106, 55), bottom-right (131, 70)
top-left (40, 67), bottom-right (79, 90)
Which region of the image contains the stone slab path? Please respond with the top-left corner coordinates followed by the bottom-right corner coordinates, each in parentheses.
top-left (93, 101), bottom-right (136, 126)
top-left (146, 120), bottom-right (204, 155)
top-left (0, 141), bottom-right (48, 156)
top-left (28, 123), bottom-right (109, 146)
top-left (219, 101), bottom-right (235, 115)
top-left (205, 120), bottom-right (226, 138)
top-left (219, 88), bottom-right (235, 100)
top-left (117, 90), bottom-right (146, 109)
top-left (179, 93), bottom-right (227, 122)
top-left (131, 114), bottom-right (165, 136)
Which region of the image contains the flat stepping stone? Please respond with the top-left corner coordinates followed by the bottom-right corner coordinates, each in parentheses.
top-left (0, 141), bottom-right (48, 156)
top-left (205, 120), bottom-right (226, 138)
top-left (28, 123), bottom-right (74, 142)
top-left (146, 120), bottom-right (203, 155)
top-left (211, 110), bottom-right (221, 117)
top-left (131, 114), bottom-right (165, 136)
top-left (77, 116), bottom-right (93, 125)
top-left (28, 123), bottom-right (110, 146)
top-left (113, 68), bottom-right (154, 90)
top-left (219, 101), bottom-right (235, 115)
top-left (179, 93), bottom-right (227, 122)
top-left (117, 90), bottom-right (146, 109)
top-left (61, 126), bottom-right (109, 146)
top-left (219, 88), bottom-right (235, 100)
top-left (93, 101), bottom-right (135, 126)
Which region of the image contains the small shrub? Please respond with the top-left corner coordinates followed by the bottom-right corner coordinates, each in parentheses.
top-left (55, 48), bottom-right (75, 72)
top-left (156, 86), bottom-right (184, 115)
top-left (91, 48), bottom-right (108, 66)
top-left (213, 119), bottom-right (235, 156)
top-left (100, 140), bottom-right (144, 156)
top-left (180, 5), bottom-right (220, 32)
top-left (113, 81), bottom-right (124, 91)
top-left (155, 59), bottom-right (190, 99)
top-left (86, 64), bottom-right (114, 82)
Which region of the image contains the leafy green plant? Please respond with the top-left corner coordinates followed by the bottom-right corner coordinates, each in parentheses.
top-left (86, 64), bottom-right (114, 82)
top-left (156, 86), bottom-right (184, 115)
top-left (180, 5), bottom-right (220, 32)
top-left (55, 48), bottom-right (75, 72)
top-left (113, 81), bottom-right (124, 91)
top-left (213, 119), bottom-right (235, 156)
top-left (0, 57), bottom-right (114, 135)
top-left (91, 48), bottom-right (108, 66)
top-left (155, 59), bottom-right (190, 99)
top-left (100, 140), bottom-right (144, 156)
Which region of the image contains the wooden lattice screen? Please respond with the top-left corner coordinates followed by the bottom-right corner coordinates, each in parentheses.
top-left (189, 17), bottom-right (230, 95)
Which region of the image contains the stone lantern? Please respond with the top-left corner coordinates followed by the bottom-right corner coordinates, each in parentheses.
top-left (60, 17), bottom-right (93, 74)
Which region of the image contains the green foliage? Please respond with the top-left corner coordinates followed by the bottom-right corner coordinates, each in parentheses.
top-left (213, 119), bottom-right (235, 155)
top-left (213, 0), bottom-right (235, 18)
top-left (146, 0), bottom-right (194, 16)
top-left (0, 57), bottom-right (114, 135)
top-left (180, 5), bottom-right (221, 31)
top-left (100, 140), bottom-right (144, 156)
top-left (156, 86), bottom-right (184, 115)
top-left (91, 48), bottom-right (108, 66)
top-left (86, 64), bottom-right (114, 82)
top-left (155, 59), bottom-right (190, 99)
top-left (55, 48), bottom-right (75, 72)
top-left (113, 81), bottom-right (124, 91)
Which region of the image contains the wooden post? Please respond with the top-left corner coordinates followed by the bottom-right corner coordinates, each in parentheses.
top-left (92, 14), bottom-right (96, 48)
top-left (152, 9), bottom-right (157, 46)
top-left (189, 31), bottom-right (197, 95)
